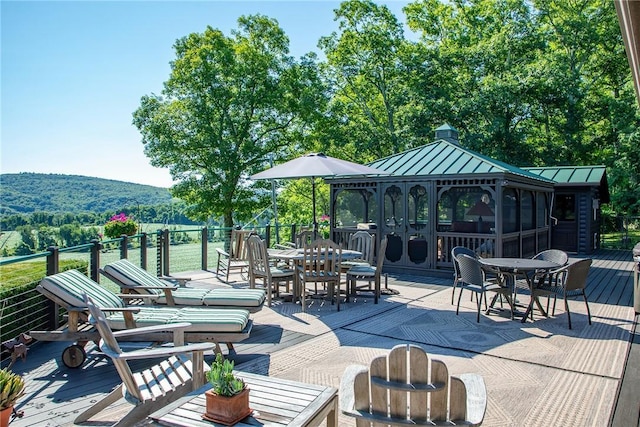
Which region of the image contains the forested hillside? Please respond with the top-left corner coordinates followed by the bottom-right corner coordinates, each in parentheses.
top-left (0, 173), bottom-right (173, 214)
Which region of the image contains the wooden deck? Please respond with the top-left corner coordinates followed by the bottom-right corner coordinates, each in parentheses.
top-left (2, 249), bottom-right (638, 427)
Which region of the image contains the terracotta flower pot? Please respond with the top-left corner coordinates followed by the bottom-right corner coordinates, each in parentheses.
top-left (202, 388), bottom-right (251, 425)
top-left (0, 406), bottom-right (12, 427)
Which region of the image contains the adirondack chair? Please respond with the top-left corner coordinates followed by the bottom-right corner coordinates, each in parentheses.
top-left (75, 295), bottom-right (216, 427)
top-left (340, 344), bottom-right (487, 426)
top-left (216, 229), bottom-right (254, 282)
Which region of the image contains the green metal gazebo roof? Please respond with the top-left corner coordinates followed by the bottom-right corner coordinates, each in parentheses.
top-left (524, 165), bottom-right (610, 202)
top-left (368, 139), bottom-right (553, 183)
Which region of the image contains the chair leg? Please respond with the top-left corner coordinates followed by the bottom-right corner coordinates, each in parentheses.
top-left (456, 286), bottom-right (464, 316)
top-left (451, 277), bottom-right (458, 305)
top-left (564, 296), bottom-right (572, 329)
top-left (583, 292), bottom-right (592, 325)
top-left (476, 292), bottom-right (482, 323)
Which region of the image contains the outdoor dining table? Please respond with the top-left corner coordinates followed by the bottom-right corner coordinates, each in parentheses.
top-left (478, 257), bottom-right (561, 323)
top-left (267, 247), bottom-right (363, 309)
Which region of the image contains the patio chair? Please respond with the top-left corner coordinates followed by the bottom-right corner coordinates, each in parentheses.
top-left (345, 236), bottom-right (388, 304)
top-left (340, 343), bottom-right (486, 427)
top-left (456, 254), bottom-right (514, 322)
top-left (536, 258), bottom-right (592, 329)
top-left (29, 269), bottom-right (252, 367)
top-left (74, 295), bottom-right (215, 427)
top-left (340, 230), bottom-right (375, 272)
top-left (246, 235), bottom-right (294, 306)
top-left (451, 246), bottom-right (477, 304)
top-left (530, 249), bottom-right (569, 287)
top-left (102, 259), bottom-right (266, 312)
top-left (215, 229), bottom-right (254, 282)
top-left (297, 238), bottom-right (343, 311)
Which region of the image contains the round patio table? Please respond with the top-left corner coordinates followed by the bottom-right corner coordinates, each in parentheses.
top-left (478, 257), bottom-right (560, 322)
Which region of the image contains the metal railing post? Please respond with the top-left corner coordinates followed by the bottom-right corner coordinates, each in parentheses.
top-left (120, 235), bottom-right (128, 259)
top-left (156, 230), bottom-right (163, 277)
top-left (201, 227), bottom-right (208, 270)
top-left (140, 232), bottom-right (147, 270)
top-left (46, 246), bottom-right (60, 329)
top-left (90, 239), bottom-right (102, 282)
top-left (163, 229), bottom-right (170, 277)
top-left (265, 224), bottom-right (271, 247)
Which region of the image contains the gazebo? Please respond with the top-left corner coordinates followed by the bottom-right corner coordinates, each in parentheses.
top-left (328, 125), bottom-right (607, 275)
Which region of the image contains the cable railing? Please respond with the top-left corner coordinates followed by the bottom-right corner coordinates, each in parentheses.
top-left (0, 223), bottom-right (314, 363)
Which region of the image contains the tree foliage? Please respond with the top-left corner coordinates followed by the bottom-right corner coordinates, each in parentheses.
top-left (133, 15), bottom-right (325, 229)
top-left (129, 0), bottom-right (639, 221)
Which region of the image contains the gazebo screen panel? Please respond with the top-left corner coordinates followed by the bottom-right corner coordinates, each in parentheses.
top-left (522, 191), bottom-right (535, 230)
top-left (334, 188), bottom-right (378, 228)
top-left (537, 193), bottom-right (549, 227)
top-left (437, 187), bottom-right (495, 234)
top-left (502, 188), bottom-right (519, 233)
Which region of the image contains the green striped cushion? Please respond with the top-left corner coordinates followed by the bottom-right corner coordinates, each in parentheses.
top-left (103, 259), bottom-right (166, 296)
top-left (105, 259), bottom-right (265, 308)
top-left (105, 307), bottom-right (249, 332)
top-left (203, 289), bottom-right (266, 307)
top-left (173, 308), bottom-right (249, 332)
top-left (158, 288), bottom-right (209, 305)
top-left (40, 270), bottom-right (125, 309)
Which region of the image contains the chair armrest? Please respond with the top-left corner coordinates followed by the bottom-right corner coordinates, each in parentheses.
top-left (99, 307), bottom-right (142, 313)
top-left (339, 364), bottom-right (369, 416)
top-left (111, 322), bottom-right (192, 338)
top-left (456, 373), bottom-right (487, 427)
top-left (123, 283), bottom-right (179, 291)
top-left (215, 248), bottom-right (230, 257)
top-left (106, 342), bottom-right (215, 361)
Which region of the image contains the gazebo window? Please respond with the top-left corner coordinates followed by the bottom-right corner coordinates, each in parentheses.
top-left (384, 185), bottom-right (404, 229)
top-left (408, 185), bottom-right (428, 230)
top-left (502, 188), bottom-right (518, 233)
top-left (536, 193), bottom-right (548, 227)
top-left (335, 189), bottom-right (377, 228)
top-left (521, 191), bottom-right (534, 230)
top-left (438, 187), bottom-right (494, 233)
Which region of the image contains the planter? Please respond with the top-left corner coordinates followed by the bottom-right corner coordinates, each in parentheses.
top-left (202, 388), bottom-right (251, 425)
top-left (0, 407), bottom-right (12, 427)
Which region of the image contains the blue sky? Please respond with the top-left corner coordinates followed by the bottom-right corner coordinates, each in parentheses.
top-left (2, 0), bottom-right (410, 188)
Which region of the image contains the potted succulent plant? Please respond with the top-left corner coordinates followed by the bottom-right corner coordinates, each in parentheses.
top-left (0, 368), bottom-right (25, 427)
top-left (202, 353), bottom-right (251, 425)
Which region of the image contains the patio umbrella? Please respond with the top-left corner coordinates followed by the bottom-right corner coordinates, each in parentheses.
top-left (250, 153), bottom-right (388, 233)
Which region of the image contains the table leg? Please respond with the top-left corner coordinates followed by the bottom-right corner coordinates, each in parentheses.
top-left (327, 395), bottom-right (338, 427)
top-left (521, 276), bottom-right (548, 323)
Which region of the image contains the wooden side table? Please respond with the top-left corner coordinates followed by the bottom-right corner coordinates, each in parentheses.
top-left (147, 371), bottom-right (338, 427)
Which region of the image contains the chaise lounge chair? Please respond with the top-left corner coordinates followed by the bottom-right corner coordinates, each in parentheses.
top-left (101, 259), bottom-right (266, 312)
top-left (30, 269), bottom-right (252, 368)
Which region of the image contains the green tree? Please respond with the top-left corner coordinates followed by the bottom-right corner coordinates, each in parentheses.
top-left (318, 0), bottom-right (413, 161)
top-left (133, 15), bottom-right (323, 229)
top-left (405, 0), bottom-right (544, 162)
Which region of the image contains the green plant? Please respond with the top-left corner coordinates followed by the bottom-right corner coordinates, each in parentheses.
top-left (0, 368), bottom-right (25, 410)
top-left (205, 353), bottom-right (245, 397)
top-left (103, 213), bottom-right (137, 239)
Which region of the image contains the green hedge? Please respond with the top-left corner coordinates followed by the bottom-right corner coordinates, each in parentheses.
top-left (0, 259), bottom-right (88, 344)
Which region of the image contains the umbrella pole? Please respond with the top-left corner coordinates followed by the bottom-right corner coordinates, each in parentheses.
top-left (312, 177), bottom-right (318, 239)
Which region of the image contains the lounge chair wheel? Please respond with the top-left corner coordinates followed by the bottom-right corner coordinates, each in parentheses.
top-left (62, 344), bottom-right (86, 368)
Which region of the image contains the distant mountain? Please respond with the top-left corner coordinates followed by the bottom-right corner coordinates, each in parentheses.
top-left (0, 173), bottom-right (174, 215)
